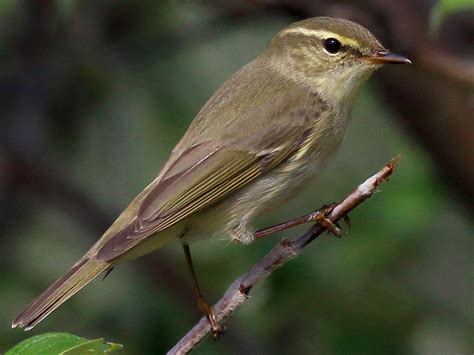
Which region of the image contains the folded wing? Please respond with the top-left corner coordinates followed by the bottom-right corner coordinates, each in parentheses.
top-left (97, 126), bottom-right (310, 261)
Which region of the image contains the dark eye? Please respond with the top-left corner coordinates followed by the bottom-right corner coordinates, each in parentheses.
top-left (324, 38), bottom-right (341, 54)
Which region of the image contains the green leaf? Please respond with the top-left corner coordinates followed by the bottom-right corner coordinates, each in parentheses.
top-left (5, 333), bottom-right (123, 355)
top-left (62, 338), bottom-right (123, 354)
top-left (430, 0), bottom-right (474, 33)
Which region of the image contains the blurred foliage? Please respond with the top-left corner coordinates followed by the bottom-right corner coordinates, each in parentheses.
top-left (430, 0), bottom-right (474, 32)
top-left (5, 332), bottom-right (122, 354)
top-left (0, 1), bottom-right (472, 355)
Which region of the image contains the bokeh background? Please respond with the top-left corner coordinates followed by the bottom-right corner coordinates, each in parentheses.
top-left (1, 1), bottom-right (472, 354)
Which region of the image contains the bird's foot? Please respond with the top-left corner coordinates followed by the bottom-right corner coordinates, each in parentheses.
top-left (310, 203), bottom-right (350, 238)
top-left (198, 297), bottom-right (225, 340)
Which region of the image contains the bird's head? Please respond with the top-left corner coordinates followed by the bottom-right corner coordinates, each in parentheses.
top-left (264, 17), bottom-right (411, 108)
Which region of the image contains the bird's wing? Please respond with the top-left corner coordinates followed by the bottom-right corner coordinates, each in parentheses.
top-left (96, 125), bottom-right (310, 261)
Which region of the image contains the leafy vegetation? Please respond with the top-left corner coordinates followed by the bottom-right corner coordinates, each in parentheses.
top-left (5, 333), bottom-right (122, 355)
top-left (430, 0), bottom-right (474, 32)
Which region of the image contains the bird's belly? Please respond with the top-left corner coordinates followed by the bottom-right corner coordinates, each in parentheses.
top-left (184, 114), bottom-right (348, 243)
top-left (235, 151), bottom-right (328, 214)
top-left (183, 150), bottom-right (332, 243)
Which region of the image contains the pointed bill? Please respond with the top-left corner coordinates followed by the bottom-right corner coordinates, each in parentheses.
top-left (367, 51), bottom-right (411, 64)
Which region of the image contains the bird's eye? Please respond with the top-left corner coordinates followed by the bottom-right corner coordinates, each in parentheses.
top-left (324, 38), bottom-right (341, 54)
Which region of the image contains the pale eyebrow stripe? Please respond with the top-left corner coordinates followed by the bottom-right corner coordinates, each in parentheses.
top-left (278, 27), bottom-right (359, 47)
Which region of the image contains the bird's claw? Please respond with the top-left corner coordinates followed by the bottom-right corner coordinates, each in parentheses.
top-left (198, 298), bottom-right (225, 340)
top-left (311, 203), bottom-right (342, 237)
top-left (342, 214), bottom-right (351, 235)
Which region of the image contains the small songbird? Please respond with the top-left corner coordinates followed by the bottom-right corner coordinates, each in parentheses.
top-left (13, 16), bottom-right (410, 332)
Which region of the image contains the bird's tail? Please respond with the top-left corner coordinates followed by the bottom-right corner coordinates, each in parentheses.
top-left (12, 257), bottom-right (109, 330)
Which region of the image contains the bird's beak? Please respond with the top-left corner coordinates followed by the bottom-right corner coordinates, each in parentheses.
top-left (366, 51), bottom-right (412, 65)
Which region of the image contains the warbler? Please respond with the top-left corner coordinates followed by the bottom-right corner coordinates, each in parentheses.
top-left (13, 16), bottom-right (410, 331)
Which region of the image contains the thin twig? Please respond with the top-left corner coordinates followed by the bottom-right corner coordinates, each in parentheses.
top-left (168, 156), bottom-right (400, 354)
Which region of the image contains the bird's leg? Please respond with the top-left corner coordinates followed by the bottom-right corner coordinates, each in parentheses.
top-left (255, 203), bottom-right (347, 239)
top-left (181, 243), bottom-right (223, 340)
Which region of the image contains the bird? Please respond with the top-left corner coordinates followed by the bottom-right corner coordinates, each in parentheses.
top-left (12, 16), bottom-right (410, 332)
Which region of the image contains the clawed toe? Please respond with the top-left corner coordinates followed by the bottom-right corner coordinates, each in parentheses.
top-left (310, 203), bottom-right (350, 238)
top-left (198, 298), bottom-right (225, 340)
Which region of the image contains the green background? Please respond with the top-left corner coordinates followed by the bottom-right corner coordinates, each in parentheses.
top-left (1, 1), bottom-right (472, 354)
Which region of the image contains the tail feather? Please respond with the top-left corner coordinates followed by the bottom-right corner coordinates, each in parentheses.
top-left (12, 257), bottom-right (109, 330)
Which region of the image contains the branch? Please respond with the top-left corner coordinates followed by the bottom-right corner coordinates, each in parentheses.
top-left (418, 46), bottom-right (474, 87)
top-left (168, 156), bottom-right (400, 354)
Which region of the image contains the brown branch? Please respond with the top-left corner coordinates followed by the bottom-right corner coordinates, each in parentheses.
top-left (168, 156), bottom-right (400, 354)
top-left (418, 46), bottom-right (474, 87)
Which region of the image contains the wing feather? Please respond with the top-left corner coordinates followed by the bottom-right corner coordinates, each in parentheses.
top-left (96, 125), bottom-right (310, 262)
